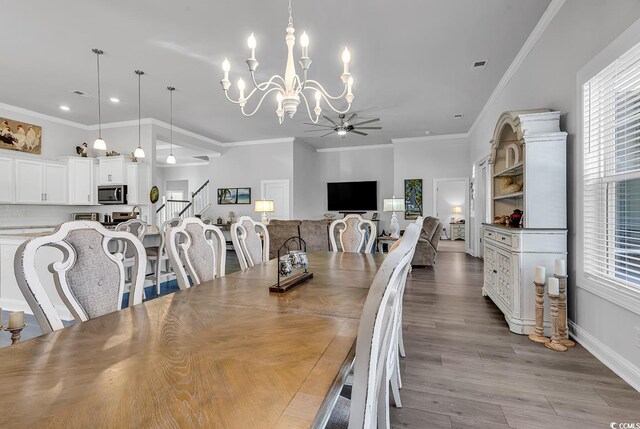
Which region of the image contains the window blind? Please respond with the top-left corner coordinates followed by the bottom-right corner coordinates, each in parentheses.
top-left (583, 41), bottom-right (640, 292)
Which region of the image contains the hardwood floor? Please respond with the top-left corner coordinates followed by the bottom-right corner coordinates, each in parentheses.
top-left (391, 251), bottom-right (640, 428)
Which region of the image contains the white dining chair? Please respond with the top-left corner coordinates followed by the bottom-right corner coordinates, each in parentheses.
top-left (115, 219), bottom-right (147, 282)
top-left (325, 229), bottom-right (416, 429)
top-left (231, 216), bottom-right (269, 270)
top-left (147, 218), bottom-right (180, 294)
top-left (14, 221), bottom-right (146, 334)
top-left (165, 217), bottom-right (227, 290)
top-left (329, 214), bottom-right (376, 253)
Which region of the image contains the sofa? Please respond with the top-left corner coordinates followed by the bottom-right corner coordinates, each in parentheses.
top-left (267, 219), bottom-right (332, 260)
top-left (411, 216), bottom-right (444, 266)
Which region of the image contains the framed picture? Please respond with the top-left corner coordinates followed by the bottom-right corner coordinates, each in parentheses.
top-left (0, 117), bottom-right (42, 154)
top-left (217, 187), bottom-right (252, 205)
top-left (404, 179), bottom-right (423, 220)
top-left (217, 188), bottom-right (238, 204)
top-left (236, 187), bottom-right (252, 204)
top-left (371, 212), bottom-right (379, 220)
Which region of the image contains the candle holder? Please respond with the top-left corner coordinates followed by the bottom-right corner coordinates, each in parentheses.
top-left (4, 324), bottom-right (27, 345)
top-left (555, 274), bottom-right (575, 348)
top-left (528, 281), bottom-right (550, 344)
top-left (544, 294), bottom-right (567, 352)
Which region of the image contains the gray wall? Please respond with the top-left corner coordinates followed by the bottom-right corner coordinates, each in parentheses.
top-left (468, 0), bottom-right (640, 389)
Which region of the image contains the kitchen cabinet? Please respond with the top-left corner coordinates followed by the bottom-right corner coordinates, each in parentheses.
top-left (64, 157), bottom-right (96, 205)
top-left (126, 163), bottom-right (150, 205)
top-left (98, 156), bottom-right (126, 185)
top-left (0, 156), bottom-right (15, 203)
top-left (15, 160), bottom-right (66, 204)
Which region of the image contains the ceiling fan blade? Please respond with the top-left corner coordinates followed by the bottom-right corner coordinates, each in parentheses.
top-left (351, 118), bottom-right (380, 126)
top-left (304, 129), bottom-right (330, 132)
top-left (322, 115), bottom-right (337, 125)
top-left (355, 127), bottom-right (383, 130)
top-left (346, 113), bottom-right (357, 123)
top-left (303, 123), bottom-right (333, 128)
top-left (320, 131), bottom-right (334, 137)
top-left (352, 131), bottom-right (368, 136)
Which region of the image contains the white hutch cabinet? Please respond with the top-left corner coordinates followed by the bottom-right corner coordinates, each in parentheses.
top-left (482, 110), bottom-right (567, 335)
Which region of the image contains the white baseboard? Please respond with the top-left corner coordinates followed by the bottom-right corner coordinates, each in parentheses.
top-left (0, 298), bottom-right (73, 321)
top-left (569, 320), bottom-right (640, 392)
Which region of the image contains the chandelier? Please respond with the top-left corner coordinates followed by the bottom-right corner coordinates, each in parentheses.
top-left (220, 0), bottom-right (354, 124)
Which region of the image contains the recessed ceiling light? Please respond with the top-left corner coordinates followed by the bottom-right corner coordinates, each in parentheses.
top-left (453, 114), bottom-right (464, 119)
top-left (60, 105), bottom-right (70, 111)
top-left (472, 60), bottom-right (487, 70)
top-left (424, 131), bottom-right (431, 135)
top-left (110, 97), bottom-right (120, 103)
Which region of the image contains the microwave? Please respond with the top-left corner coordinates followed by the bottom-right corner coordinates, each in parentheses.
top-left (72, 212), bottom-right (100, 221)
top-left (98, 185), bottom-right (127, 205)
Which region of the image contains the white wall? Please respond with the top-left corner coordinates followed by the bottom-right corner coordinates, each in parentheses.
top-left (393, 137), bottom-right (470, 229)
top-left (468, 0), bottom-right (640, 390)
top-left (292, 141), bottom-right (323, 219)
top-left (208, 141), bottom-right (294, 222)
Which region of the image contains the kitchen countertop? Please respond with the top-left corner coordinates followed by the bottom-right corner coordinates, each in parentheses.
top-left (0, 224), bottom-right (58, 231)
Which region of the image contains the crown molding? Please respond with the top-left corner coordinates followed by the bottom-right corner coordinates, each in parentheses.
top-left (315, 143), bottom-right (393, 153)
top-left (0, 102), bottom-right (90, 129)
top-left (157, 161), bottom-right (210, 168)
top-left (222, 137), bottom-right (295, 147)
top-left (391, 133), bottom-right (469, 144)
top-left (467, 0), bottom-right (566, 137)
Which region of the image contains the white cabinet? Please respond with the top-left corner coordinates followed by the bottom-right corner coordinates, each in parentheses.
top-left (15, 159), bottom-right (66, 204)
top-left (98, 156), bottom-right (126, 185)
top-left (0, 156), bottom-right (15, 203)
top-left (65, 158), bottom-right (96, 205)
top-left (126, 163), bottom-right (149, 205)
top-left (43, 162), bottom-right (66, 204)
top-left (15, 159), bottom-right (44, 203)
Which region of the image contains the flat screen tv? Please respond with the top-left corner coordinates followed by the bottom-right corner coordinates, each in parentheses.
top-left (327, 181), bottom-right (377, 211)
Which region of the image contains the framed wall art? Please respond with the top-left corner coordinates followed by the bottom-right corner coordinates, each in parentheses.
top-left (217, 187), bottom-right (252, 205)
top-left (404, 179), bottom-right (423, 220)
top-left (0, 117), bottom-right (42, 154)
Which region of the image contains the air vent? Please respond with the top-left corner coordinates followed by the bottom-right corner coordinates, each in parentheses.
top-left (72, 90), bottom-right (92, 98)
top-left (453, 114), bottom-right (464, 119)
top-left (472, 60), bottom-right (487, 70)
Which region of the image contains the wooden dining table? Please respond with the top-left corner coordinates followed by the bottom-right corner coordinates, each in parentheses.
top-left (0, 251), bottom-right (384, 428)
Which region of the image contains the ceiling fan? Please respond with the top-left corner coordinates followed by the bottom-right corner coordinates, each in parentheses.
top-left (304, 113), bottom-right (381, 137)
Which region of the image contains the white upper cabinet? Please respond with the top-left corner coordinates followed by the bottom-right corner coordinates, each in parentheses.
top-left (15, 159), bottom-right (44, 203)
top-left (98, 156), bottom-right (126, 185)
top-left (0, 157), bottom-right (15, 203)
top-left (42, 162), bottom-right (66, 204)
top-left (64, 157), bottom-right (96, 205)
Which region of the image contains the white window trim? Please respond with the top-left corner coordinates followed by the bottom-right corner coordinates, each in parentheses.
top-left (576, 17), bottom-right (640, 316)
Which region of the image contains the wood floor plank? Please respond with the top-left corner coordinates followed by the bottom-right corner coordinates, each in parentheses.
top-left (392, 250), bottom-right (639, 428)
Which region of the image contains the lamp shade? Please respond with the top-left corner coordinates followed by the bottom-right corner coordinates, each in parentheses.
top-left (452, 206), bottom-right (462, 214)
top-left (383, 197), bottom-right (405, 212)
top-left (255, 200), bottom-right (275, 212)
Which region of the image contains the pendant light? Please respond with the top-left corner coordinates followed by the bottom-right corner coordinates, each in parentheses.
top-left (133, 70), bottom-right (146, 159)
top-left (166, 86), bottom-right (176, 165)
top-left (92, 48), bottom-right (106, 150)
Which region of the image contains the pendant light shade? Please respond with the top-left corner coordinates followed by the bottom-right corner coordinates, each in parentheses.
top-left (134, 70), bottom-right (145, 159)
top-left (166, 86), bottom-right (176, 165)
top-left (92, 48), bottom-right (106, 150)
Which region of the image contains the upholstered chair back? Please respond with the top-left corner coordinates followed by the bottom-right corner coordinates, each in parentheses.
top-left (14, 221), bottom-right (146, 334)
top-left (115, 219), bottom-right (146, 259)
top-left (165, 217), bottom-right (227, 290)
top-left (329, 214), bottom-right (376, 253)
top-left (231, 216), bottom-right (269, 270)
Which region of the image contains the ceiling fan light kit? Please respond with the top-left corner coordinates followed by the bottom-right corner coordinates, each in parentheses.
top-left (220, 0), bottom-right (354, 124)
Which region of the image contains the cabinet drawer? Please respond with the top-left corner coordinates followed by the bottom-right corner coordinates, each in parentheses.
top-left (496, 232), bottom-right (512, 246)
top-left (484, 229), bottom-right (496, 241)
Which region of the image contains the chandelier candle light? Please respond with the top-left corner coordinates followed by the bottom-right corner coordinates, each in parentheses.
top-left (220, 0), bottom-right (354, 124)
top-left (383, 196), bottom-right (405, 239)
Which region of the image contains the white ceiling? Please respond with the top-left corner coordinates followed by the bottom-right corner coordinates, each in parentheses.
top-left (1, 0), bottom-right (550, 148)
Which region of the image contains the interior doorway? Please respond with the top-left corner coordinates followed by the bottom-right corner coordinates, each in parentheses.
top-left (470, 157), bottom-right (490, 258)
top-left (433, 177), bottom-right (469, 253)
top-left (260, 179), bottom-right (291, 220)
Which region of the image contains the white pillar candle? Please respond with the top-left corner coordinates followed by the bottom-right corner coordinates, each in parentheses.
top-left (548, 277), bottom-right (560, 296)
top-left (555, 259), bottom-right (567, 277)
top-left (7, 311), bottom-right (24, 329)
top-left (534, 266), bottom-right (546, 284)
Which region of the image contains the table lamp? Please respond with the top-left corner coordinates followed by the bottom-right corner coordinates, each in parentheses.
top-left (452, 206), bottom-right (462, 222)
top-left (383, 196), bottom-right (405, 238)
top-left (254, 200), bottom-right (275, 224)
